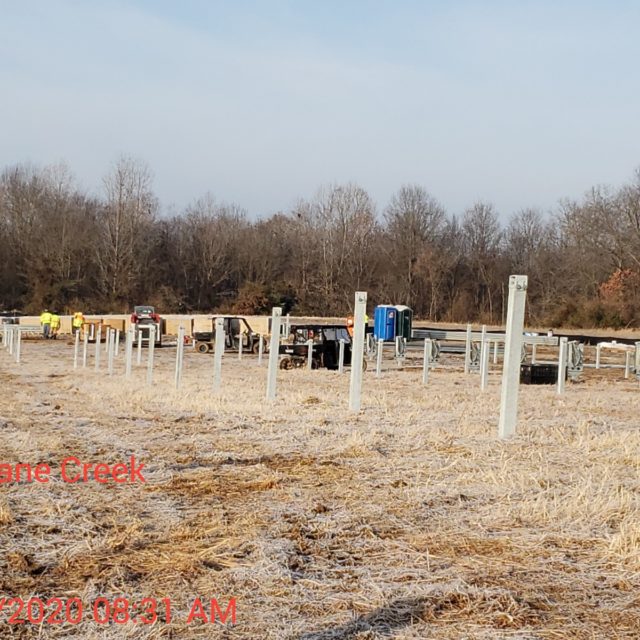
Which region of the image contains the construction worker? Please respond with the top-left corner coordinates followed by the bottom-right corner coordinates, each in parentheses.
top-left (72, 311), bottom-right (84, 335)
top-left (346, 315), bottom-right (354, 337)
top-left (40, 309), bottom-right (52, 339)
top-left (50, 312), bottom-right (61, 339)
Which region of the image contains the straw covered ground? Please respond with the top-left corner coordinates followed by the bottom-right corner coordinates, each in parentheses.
top-left (1, 339), bottom-right (639, 639)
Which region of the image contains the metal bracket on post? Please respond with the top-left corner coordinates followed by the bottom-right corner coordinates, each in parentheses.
top-left (498, 275), bottom-right (528, 439)
top-left (567, 341), bottom-right (584, 381)
top-left (348, 291), bottom-right (367, 412)
top-left (464, 323), bottom-right (472, 374)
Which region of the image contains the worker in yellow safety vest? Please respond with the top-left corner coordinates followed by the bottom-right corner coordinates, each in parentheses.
top-left (72, 311), bottom-right (84, 335)
top-left (40, 309), bottom-right (52, 339)
top-left (50, 313), bottom-right (61, 339)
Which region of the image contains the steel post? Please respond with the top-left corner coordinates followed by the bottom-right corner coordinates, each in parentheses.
top-left (557, 337), bottom-right (568, 394)
top-left (213, 318), bottom-right (224, 392)
top-left (307, 339), bottom-right (313, 371)
top-left (376, 339), bottom-right (383, 378)
top-left (73, 330), bottom-right (80, 369)
top-left (498, 275), bottom-right (528, 439)
top-left (266, 308), bottom-right (282, 401)
top-left (94, 325), bottom-right (102, 370)
top-left (348, 291), bottom-right (367, 412)
top-left (146, 326), bottom-right (156, 385)
top-left (174, 325), bottom-right (185, 389)
top-left (422, 338), bottom-right (431, 385)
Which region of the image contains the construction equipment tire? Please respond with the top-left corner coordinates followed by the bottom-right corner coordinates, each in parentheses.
top-left (195, 341), bottom-right (210, 354)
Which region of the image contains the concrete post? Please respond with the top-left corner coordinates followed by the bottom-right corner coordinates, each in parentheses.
top-left (137, 330), bottom-right (143, 366)
top-left (493, 341), bottom-right (499, 364)
top-left (146, 326), bottom-right (156, 385)
top-left (73, 329), bottom-right (80, 369)
top-left (174, 325), bottom-right (185, 389)
top-left (635, 342), bottom-right (640, 379)
top-left (238, 333), bottom-right (243, 361)
top-left (94, 325), bottom-right (102, 371)
top-left (480, 338), bottom-right (490, 391)
top-left (258, 334), bottom-right (263, 365)
top-left (498, 275), bottom-right (528, 439)
top-left (376, 339), bottom-right (383, 378)
top-left (557, 337), bottom-right (568, 394)
top-left (422, 338), bottom-right (431, 385)
top-left (348, 291), bottom-right (367, 412)
top-left (213, 318), bottom-right (224, 392)
top-left (595, 343), bottom-right (601, 369)
top-left (338, 339), bottom-right (345, 374)
top-left (266, 307), bottom-right (282, 402)
top-left (464, 323), bottom-right (472, 374)
top-left (531, 343), bottom-right (537, 365)
top-left (114, 329), bottom-right (120, 357)
top-left (82, 330), bottom-right (89, 368)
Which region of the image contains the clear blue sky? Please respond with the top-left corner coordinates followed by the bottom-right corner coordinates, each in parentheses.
top-left (1, 0), bottom-right (639, 218)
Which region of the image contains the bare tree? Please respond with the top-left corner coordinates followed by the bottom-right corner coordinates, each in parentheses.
top-left (384, 185), bottom-right (446, 311)
top-left (97, 156), bottom-right (157, 305)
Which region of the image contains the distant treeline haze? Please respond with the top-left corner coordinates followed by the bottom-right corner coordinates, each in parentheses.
top-left (2, 157), bottom-right (640, 328)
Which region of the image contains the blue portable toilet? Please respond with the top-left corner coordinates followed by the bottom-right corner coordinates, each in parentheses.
top-left (374, 305), bottom-right (397, 341)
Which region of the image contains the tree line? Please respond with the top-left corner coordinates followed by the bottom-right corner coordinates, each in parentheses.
top-left (1, 156), bottom-right (639, 328)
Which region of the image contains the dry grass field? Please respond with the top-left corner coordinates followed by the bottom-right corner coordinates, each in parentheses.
top-left (1, 339), bottom-right (639, 639)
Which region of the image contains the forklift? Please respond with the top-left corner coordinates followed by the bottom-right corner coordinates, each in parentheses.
top-left (279, 324), bottom-right (367, 371)
top-left (193, 316), bottom-right (265, 354)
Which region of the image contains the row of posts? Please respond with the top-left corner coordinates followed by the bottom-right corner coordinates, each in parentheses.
top-left (5, 286), bottom-right (640, 439)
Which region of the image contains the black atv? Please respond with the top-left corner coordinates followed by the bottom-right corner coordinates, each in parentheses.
top-left (193, 316), bottom-right (266, 354)
top-left (279, 324), bottom-right (366, 371)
